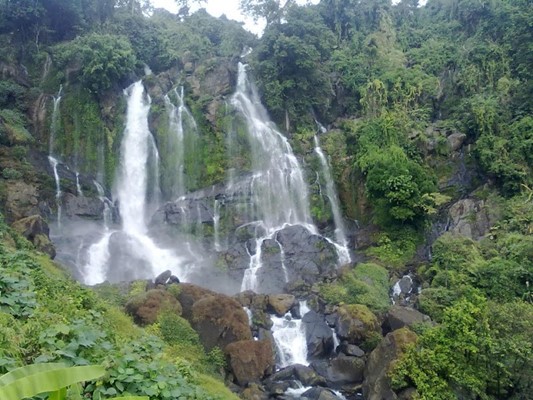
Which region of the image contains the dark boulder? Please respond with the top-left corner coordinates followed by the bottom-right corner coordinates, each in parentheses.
top-left (337, 343), bottom-right (365, 357)
top-left (301, 387), bottom-right (344, 400)
top-left (293, 364), bottom-right (327, 387)
top-left (311, 355), bottom-right (365, 386)
top-left (154, 269), bottom-right (172, 286)
top-left (302, 310), bottom-right (335, 359)
top-left (63, 193), bottom-right (104, 219)
top-left (386, 306), bottom-right (431, 331)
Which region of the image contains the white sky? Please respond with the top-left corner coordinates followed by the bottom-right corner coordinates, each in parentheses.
top-left (151, 0), bottom-right (427, 35)
top-left (151, 0), bottom-right (319, 34)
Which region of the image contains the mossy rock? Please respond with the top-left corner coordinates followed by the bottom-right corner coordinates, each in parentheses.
top-left (192, 293), bottom-right (252, 352)
top-left (336, 304), bottom-right (381, 345)
top-left (125, 288), bottom-right (182, 326)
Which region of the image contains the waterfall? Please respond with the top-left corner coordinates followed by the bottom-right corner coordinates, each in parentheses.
top-left (76, 172), bottom-right (83, 197)
top-left (231, 63), bottom-right (314, 231)
top-left (231, 63), bottom-right (317, 292)
top-left (49, 85), bottom-right (62, 156)
top-left (271, 301), bottom-right (310, 368)
top-left (48, 156), bottom-right (62, 228)
top-left (94, 181), bottom-right (112, 230)
top-left (48, 85), bottom-right (63, 227)
top-left (165, 87), bottom-right (199, 198)
top-left (313, 135), bottom-right (351, 265)
top-left (213, 199), bottom-right (222, 251)
top-left (82, 80), bottom-right (190, 285)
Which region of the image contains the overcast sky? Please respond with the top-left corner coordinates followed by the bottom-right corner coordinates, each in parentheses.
top-left (151, 0), bottom-right (427, 35)
top-left (151, 0), bottom-right (319, 34)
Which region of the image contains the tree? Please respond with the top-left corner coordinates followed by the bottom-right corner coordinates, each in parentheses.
top-left (240, 0), bottom-right (295, 25)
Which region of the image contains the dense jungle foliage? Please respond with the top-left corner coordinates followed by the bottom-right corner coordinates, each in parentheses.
top-left (0, 0), bottom-right (532, 399)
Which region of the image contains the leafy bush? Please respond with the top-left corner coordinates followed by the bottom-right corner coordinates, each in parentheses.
top-left (1, 168), bottom-right (22, 180)
top-left (53, 33), bottom-right (136, 93)
top-left (392, 297), bottom-right (533, 399)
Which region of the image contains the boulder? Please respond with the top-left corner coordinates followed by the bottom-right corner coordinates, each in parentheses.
top-left (241, 383), bottom-right (269, 400)
top-left (386, 306), bottom-right (430, 331)
top-left (293, 364), bottom-right (327, 387)
top-left (337, 343), bottom-right (365, 357)
top-left (335, 304), bottom-right (380, 345)
top-left (268, 294), bottom-right (297, 316)
top-left (448, 198), bottom-right (495, 240)
top-left (11, 215), bottom-right (55, 258)
top-left (363, 328), bottom-right (418, 400)
top-left (302, 310), bottom-right (335, 359)
top-left (301, 387), bottom-right (344, 400)
top-left (154, 269), bottom-right (172, 286)
top-left (191, 293), bottom-right (252, 351)
top-left (176, 283), bottom-right (216, 320)
top-left (125, 289), bottom-right (182, 326)
top-left (447, 132), bottom-right (467, 152)
top-left (311, 355), bottom-right (365, 386)
top-left (225, 339), bottom-right (274, 386)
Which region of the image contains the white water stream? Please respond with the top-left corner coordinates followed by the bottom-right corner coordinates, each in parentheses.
top-left (313, 135), bottom-right (351, 265)
top-left (271, 301), bottom-right (310, 368)
top-left (231, 63), bottom-right (317, 292)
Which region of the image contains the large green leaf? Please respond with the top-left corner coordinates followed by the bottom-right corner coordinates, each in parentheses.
top-left (0, 365), bottom-right (105, 400)
top-left (0, 363), bottom-right (67, 387)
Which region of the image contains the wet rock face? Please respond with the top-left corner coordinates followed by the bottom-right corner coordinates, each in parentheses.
top-left (311, 354), bottom-right (365, 386)
top-left (63, 193), bottom-right (103, 219)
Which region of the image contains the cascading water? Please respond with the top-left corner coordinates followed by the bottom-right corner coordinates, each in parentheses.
top-left (94, 181), bottom-right (112, 230)
top-left (48, 86), bottom-right (63, 228)
top-left (82, 80), bottom-right (191, 285)
top-left (313, 135), bottom-right (351, 265)
top-left (49, 85), bottom-right (62, 155)
top-left (165, 87), bottom-right (199, 198)
top-left (231, 63), bottom-right (317, 291)
top-left (76, 172), bottom-right (83, 197)
top-left (271, 301), bottom-right (310, 368)
top-left (48, 156), bottom-right (62, 228)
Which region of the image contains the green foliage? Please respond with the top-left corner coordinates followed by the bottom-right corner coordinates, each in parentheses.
top-left (158, 311), bottom-right (200, 347)
top-left (366, 227), bottom-right (421, 269)
top-left (53, 33), bottom-right (136, 93)
top-left (320, 263), bottom-right (390, 313)
top-left (1, 168), bottom-right (22, 180)
top-left (391, 297), bottom-right (533, 399)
